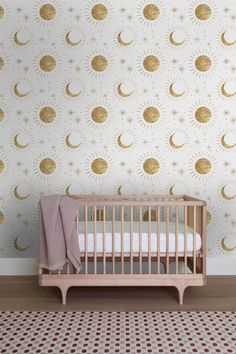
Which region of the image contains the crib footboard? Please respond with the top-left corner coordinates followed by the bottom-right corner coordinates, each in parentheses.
top-left (39, 194), bottom-right (207, 305)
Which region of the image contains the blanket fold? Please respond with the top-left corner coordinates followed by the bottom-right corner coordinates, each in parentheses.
top-left (39, 195), bottom-right (81, 272)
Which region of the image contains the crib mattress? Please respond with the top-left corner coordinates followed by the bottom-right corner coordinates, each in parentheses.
top-left (78, 221), bottom-right (201, 253)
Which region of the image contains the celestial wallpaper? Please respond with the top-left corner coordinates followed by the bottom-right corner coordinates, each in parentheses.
top-left (0, 0), bottom-right (236, 259)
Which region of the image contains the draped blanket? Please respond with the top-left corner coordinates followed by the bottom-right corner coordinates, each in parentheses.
top-left (39, 195), bottom-right (81, 272)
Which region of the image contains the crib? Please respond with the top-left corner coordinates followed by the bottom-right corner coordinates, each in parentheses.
top-left (39, 194), bottom-right (207, 305)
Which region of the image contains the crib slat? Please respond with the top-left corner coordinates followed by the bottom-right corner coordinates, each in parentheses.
top-left (175, 206), bottom-right (179, 274)
top-left (94, 206), bottom-right (97, 274)
top-left (184, 206), bottom-right (187, 274)
top-left (148, 206), bottom-right (151, 274)
top-left (166, 206), bottom-right (170, 274)
top-left (112, 206), bottom-right (115, 274)
top-left (66, 263), bottom-right (70, 275)
top-left (130, 206), bottom-right (133, 274)
top-left (76, 209), bottom-right (79, 274)
top-left (121, 205), bottom-right (124, 274)
top-left (139, 206), bottom-right (142, 274)
top-left (193, 206), bottom-right (196, 274)
top-left (157, 206), bottom-right (160, 274)
top-left (85, 205), bottom-right (88, 275)
top-left (103, 206), bottom-right (106, 274)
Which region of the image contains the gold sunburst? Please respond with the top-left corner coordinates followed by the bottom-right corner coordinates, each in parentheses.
top-left (137, 0), bottom-right (165, 26)
top-left (33, 50), bottom-right (61, 77)
top-left (189, 153), bottom-right (216, 180)
top-left (33, 153), bottom-right (61, 180)
top-left (137, 101), bottom-right (164, 129)
top-left (137, 153), bottom-right (165, 181)
top-left (86, 1), bottom-right (113, 25)
top-left (189, 50), bottom-right (216, 78)
top-left (189, 0), bottom-right (217, 26)
top-left (138, 50), bottom-right (164, 78)
top-left (85, 101), bottom-right (113, 129)
top-left (189, 101), bottom-right (217, 129)
top-left (85, 153), bottom-right (113, 181)
top-left (34, 101), bottom-right (61, 129)
top-left (85, 50), bottom-right (112, 77)
top-left (34, 0), bottom-right (62, 25)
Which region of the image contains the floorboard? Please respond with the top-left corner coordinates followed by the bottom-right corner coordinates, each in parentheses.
top-left (0, 276), bottom-right (235, 311)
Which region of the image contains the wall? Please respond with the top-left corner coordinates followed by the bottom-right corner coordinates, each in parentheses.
top-left (0, 0), bottom-right (236, 273)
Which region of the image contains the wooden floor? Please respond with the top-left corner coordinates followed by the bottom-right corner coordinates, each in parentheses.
top-left (0, 276), bottom-right (235, 311)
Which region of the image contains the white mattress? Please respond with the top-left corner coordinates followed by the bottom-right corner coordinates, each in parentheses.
top-left (78, 221), bottom-right (201, 253)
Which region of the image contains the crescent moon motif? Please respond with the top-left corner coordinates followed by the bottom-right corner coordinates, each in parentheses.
top-left (65, 31), bottom-right (81, 46)
top-left (66, 185), bottom-right (72, 196)
top-left (221, 237), bottom-right (236, 252)
top-left (221, 186), bottom-right (236, 200)
top-left (14, 186), bottom-right (30, 200)
top-left (65, 83), bottom-right (81, 97)
top-left (117, 83), bottom-right (133, 97)
top-left (221, 31), bottom-right (236, 46)
top-left (221, 83), bottom-right (236, 97)
top-left (65, 134), bottom-right (81, 149)
top-left (169, 134), bottom-right (185, 149)
top-left (169, 31), bottom-right (185, 46)
top-left (117, 134), bottom-right (133, 149)
top-left (221, 134), bottom-right (236, 149)
top-left (14, 237), bottom-right (29, 252)
top-left (14, 134), bottom-right (29, 149)
top-left (169, 185), bottom-right (175, 195)
top-left (117, 185), bottom-right (123, 195)
top-left (14, 31), bottom-right (30, 46)
top-left (14, 83), bottom-right (29, 97)
top-left (169, 83), bottom-right (185, 97)
top-left (117, 32), bottom-right (133, 46)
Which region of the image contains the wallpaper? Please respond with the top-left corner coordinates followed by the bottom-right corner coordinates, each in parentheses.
top-left (0, 0), bottom-right (236, 259)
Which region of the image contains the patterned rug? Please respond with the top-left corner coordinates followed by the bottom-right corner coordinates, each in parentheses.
top-left (0, 312), bottom-right (235, 354)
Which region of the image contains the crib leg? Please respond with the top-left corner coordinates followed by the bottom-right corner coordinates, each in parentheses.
top-left (176, 285), bottom-right (186, 305)
top-left (59, 286), bottom-right (69, 305)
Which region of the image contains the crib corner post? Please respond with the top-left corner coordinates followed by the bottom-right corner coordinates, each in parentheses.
top-left (176, 284), bottom-right (187, 305)
top-left (59, 286), bottom-right (69, 305)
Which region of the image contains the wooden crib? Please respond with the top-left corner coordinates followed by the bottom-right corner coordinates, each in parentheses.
top-left (39, 194), bottom-right (207, 305)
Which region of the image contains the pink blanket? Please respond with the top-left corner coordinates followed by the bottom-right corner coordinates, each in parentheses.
top-left (39, 195), bottom-right (81, 272)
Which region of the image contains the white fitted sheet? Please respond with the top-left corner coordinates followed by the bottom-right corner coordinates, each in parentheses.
top-left (78, 221), bottom-right (201, 253)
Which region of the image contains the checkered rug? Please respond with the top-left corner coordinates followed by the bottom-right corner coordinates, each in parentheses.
top-left (0, 311), bottom-right (235, 353)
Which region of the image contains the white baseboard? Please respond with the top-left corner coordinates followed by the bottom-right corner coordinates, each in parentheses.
top-left (0, 258), bottom-right (38, 275)
top-left (0, 257), bottom-right (235, 275)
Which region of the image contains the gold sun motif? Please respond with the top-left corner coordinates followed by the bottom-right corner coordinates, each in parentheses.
top-left (39, 106), bottom-right (56, 123)
top-left (91, 107), bottom-right (108, 123)
top-left (195, 106), bottom-right (212, 123)
top-left (39, 55), bottom-right (56, 72)
top-left (0, 5), bottom-right (4, 18)
top-left (195, 158), bottom-right (212, 175)
top-left (0, 57), bottom-right (4, 71)
top-left (91, 55), bottom-right (108, 72)
top-left (91, 4), bottom-right (108, 20)
top-left (143, 158), bottom-right (160, 174)
top-left (39, 4), bottom-right (56, 20)
top-left (39, 158), bottom-right (56, 175)
top-left (195, 4), bottom-right (212, 20)
top-left (143, 106), bottom-right (160, 123)
top-left (195, 55), bottom-right (211, 72)
top-left (0, 160), bottom-right (4, 173)
top-left (143, 4), bottom-right (160, 20)
top-left (91, 158), bottom-right (108, 174)
top-left (143, 55), bottom-right (160, 72)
